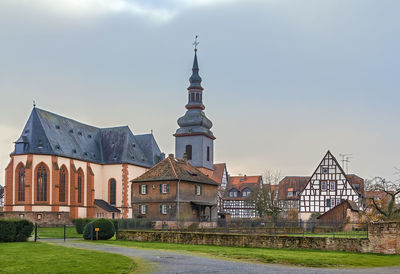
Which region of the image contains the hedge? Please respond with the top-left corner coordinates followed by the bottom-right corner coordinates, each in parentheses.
top-left (74, 218), bottom-right (94, 234)
top-left (0, 219), bottom-right (34, 242)
top-left (83, 218), bottom-right (115, 240)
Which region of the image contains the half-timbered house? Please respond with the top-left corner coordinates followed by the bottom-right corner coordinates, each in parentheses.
top-left (298, 151), bottom-right (363, 221)
top-left (222, 175), bottom-right (262, 218)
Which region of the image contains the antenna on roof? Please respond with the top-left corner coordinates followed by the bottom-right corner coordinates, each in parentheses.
top-left (33, 100), bottom-right (36, 108)
top-left (339, 153), bottom-right (353, 174)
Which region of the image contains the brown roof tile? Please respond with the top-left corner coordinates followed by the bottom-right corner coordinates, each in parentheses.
top-left (278, 176), bottom-right (310, 200)
top-left (131, 155), bottom-right (219, 186)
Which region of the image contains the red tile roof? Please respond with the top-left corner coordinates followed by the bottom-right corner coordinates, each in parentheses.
top-left (227, 175), bottom-right (262, 191)
top-left (131, 155), bottom-right (218, 185)
top-left (278, 176), bottom-right (309, 200)
top-left (198, 163), bottom-right (226, 185)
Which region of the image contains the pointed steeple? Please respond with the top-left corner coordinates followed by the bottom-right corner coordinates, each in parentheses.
top-left (189, 51), bottom-right (202, 90)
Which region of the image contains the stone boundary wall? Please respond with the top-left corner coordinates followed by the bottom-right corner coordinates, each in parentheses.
top-left (0, 211), bottom-right (72, 226)
top-left (117, 222), bottom-right (400, 254)
top-left (117, 230), bottom-right (371, 253)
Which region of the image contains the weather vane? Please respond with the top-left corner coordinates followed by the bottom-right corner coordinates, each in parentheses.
top-left (33, 100), bottom-right (36, 108)
top-left (193, 35), bottom-right (199, 52)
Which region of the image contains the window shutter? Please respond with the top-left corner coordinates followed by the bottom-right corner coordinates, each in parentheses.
top-left (167, 205), bottom-right (171, 213)
top-left (145, 185), bottom-right (148, 194)
top-left (145, 205), bottom-right (148, 214)
top-left (139, 185), bottom-right (142, 194)
top-left (160, 204), bottom-right (162, 214)
top-left (139, 205), bottom-right (142, 214)
top-left (200, 186), bottom-right (202, 195)
top-left (167, 184), bottom-right (170, 193)
top-left (159, 184), bottom-right (162, 193)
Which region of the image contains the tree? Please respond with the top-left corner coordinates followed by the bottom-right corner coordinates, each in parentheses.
top-left (364, 176), bottom-right (400, 220)
top-left (247, 169), bottom-right (282, 222)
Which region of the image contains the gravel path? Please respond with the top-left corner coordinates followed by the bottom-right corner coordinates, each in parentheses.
top-left (45, 239), bottom-right (400, 274)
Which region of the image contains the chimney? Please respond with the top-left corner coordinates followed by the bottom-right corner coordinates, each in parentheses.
top-left (183, 153), bottom-right (188, 162)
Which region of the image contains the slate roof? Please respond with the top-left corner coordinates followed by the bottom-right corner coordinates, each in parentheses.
top-left (12, 108), bottom-right (163, 168)
top-left (94, 199), bottom-right (121, 213)
top-left (131, 155), bottom-right (219, 186)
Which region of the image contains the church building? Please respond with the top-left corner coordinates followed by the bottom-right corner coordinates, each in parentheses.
top-left (3, 107), bottom-right (163, 222)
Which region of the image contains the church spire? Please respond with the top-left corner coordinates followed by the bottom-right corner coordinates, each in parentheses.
top-left (186, 36), bottom-right (204, 110)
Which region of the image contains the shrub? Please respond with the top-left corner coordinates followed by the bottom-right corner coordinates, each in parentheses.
top-left (0, 219), bottom-right (34, 242)
top-left (75, 218), bottom-right (94, 234)
top-left (83, 218), bottom-right (115, 240)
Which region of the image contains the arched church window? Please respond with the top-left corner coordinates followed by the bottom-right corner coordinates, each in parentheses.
top-left (77, 170), bottom-right (83, 204)
top-left (36, 164), bottom-right (47, 202)
top-left (207, 146), bottom-right (210, 162)
top-left (17, 165), bottom-right (25, 201)
top-left (185, 145), bottom-right (192, 160)
top-left (109, 179), bottom-right (116, 206)
top-left (59, 167), bottom-right (66, 202)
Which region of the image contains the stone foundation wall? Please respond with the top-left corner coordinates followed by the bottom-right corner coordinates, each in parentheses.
top-left (0, 211), bottom-right (72, 226)
top-left (117, 230), bottom-right (370, 253)
top-left (116, 222), bottom-right (400, 254)
top-left (368, 222), bottom-right (400, 254)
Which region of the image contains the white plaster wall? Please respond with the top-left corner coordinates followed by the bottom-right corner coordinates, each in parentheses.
top-left (32, 205), bottom-right (52, 212)
top-left (102, 165), bottom-right (123, 207)
top-left (13, 205), bottom-right (25, 211)
top-left (78, 207), bottom-right (86, 218)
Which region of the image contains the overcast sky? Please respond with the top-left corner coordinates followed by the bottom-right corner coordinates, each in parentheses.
top-left (0, 0), bottom-right (399, 185)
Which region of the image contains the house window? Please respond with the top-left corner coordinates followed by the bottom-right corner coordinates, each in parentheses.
top-left (140, 184), bottom-right (148, 195)
top-left (330, 181), bottom-right (336, 191)
top-left (195, 185), bottom-right (202, 196)
top-left (36, 164), bottom-right (47, 202)
top-left (185, 145), bottom-right (192, 160)
top-left (139, 205), bottom-right (148, 215)
top-left (326, 198), bottom-right (331, 207)
top-left (336, 198), bottom-right (341, 205)
top-left (332, 198), bottom-right (336, 207)
top-left (321, 181), bottom-right (327, 191)
top-left (109, 179), bottom-right (116, 206)
top-left (287, 191), bottom-right (293, 198)
top-left (59, 167), bottom-right (66, 202)
top-left (207, 146), bottom-right (210, 162)
top-left (322, 167), bottom-right (329, 174)
top-left (354, 184), bottom-right (360, 190)
top-left (37, 214), bottom-right (42, 220)
top-left (160, 183), bottom-right (169, 194)
top-left (195, 93), bottom-right (200, 102)
top-left (229, 189), bottom-right (238, 198)
top-left (242, 188), bottom-right (251, 197)
top-left (77, 170), bottom-right (83, 204)
top-left (17, 165), bottom-right (25, 201)
top-left (160, 204), bottom-right (171, 215)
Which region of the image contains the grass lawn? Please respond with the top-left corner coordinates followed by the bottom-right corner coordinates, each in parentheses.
top-left (0, 242), bottom-right (140, 273)
top-left (94, 240), bottom-right (400, 268)
top-left (36, 226), bottom-right (81, 238)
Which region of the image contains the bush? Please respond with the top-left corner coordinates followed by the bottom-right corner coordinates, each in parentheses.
top-left (83, 218), bottom-right (115, 240)
top-left (0, 219), bottom-right (34, 242)
top-left (75, 218), bottom-right (94, 234)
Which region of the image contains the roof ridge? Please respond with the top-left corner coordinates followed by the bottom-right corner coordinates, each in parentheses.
top-left (168, 157), bottom-right (178, 178)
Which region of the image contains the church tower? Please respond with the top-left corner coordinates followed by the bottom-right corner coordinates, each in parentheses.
top-left (174, 43), bottom-right (215, 170)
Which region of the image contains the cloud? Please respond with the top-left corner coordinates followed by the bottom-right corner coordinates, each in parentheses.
top-left (9, 0), bottom-right (244, 22)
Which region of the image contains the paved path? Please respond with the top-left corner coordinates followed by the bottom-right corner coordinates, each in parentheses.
top-left (46, 239), bottom-right (400, 274)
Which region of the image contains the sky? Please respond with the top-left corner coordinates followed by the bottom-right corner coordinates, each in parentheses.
top-left (0, 0), bottom-right (399, 185)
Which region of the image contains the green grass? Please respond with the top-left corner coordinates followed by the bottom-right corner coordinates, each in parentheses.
top-left (36, 226), bottom-right (81, 238)
top-left (93, 240), bottom-right (400, 268)
top-left (0, 242), bottom-right (139, 273)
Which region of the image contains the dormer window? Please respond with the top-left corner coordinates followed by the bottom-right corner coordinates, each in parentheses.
top-left (229, 189), bottom-right (238, 198)
top-left (287, 188), bottom-right (294, 197)
top-left (242, 188), bottom-right (251, 197)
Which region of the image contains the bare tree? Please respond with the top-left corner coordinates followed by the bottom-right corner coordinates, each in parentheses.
top-left (365, 176), bottom-right (400, 220)
top-left (247, 169), bottom-right (282, 222)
